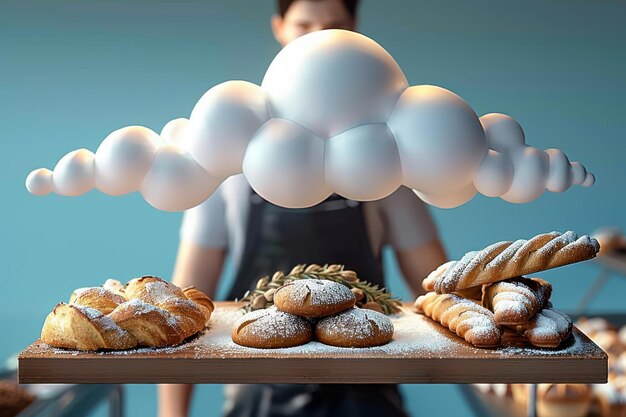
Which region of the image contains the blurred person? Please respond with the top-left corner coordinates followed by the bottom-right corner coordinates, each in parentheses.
top-left (159, 1), bottom-right (447, 416)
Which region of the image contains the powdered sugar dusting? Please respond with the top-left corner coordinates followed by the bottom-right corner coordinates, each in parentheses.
top-left (232, 306), bottom-right (310, 339)
top-left (316, 308), bottom-right (393, 341)
top-left (277, 279), bottom-right (354, 306)
top-left (27, 304), bottom-right (600, 359)
top-left (72, 305), bottom-right (127, 337)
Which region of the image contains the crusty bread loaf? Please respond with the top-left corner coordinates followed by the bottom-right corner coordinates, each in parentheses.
top-left (231, 307), bottom-right (312, 348)
top-left (274, 279), bottom-right (355, 317)
top-left (428, 231), bottom-right (599, 293)
top-left (316, 308), bottom-right (394, 348)
top-left (41, 276), bottom-right (213, 350)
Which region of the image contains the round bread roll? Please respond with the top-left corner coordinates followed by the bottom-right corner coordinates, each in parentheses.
top-left (315, 308), bottom-right (394, 348)
top-left (274, 279), bottom-right (355, 317)
top-left (231, 306), bottom-right (312, 349)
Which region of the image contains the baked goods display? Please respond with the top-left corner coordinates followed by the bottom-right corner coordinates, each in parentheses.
top-left (240, 264), bottom-right (402, 315)
top-left (0, 380), bottom-right (35, 417)
top-left (233, 276), bottom-right (395, 349)
top-left (511, 383), bottom-right (593, 417)
top-left (474, 316), bottom-right (626, 417)
top-left (423, 231), bottom-right (599, 293)
top-left (579, 317), bottom-right (626, 417)
top-left (416, 231), bottom-right (598, 349)
top-left (593, 227), bottom-right (626, 255)
top-left (41, 276), bottom-right (214, 350)
top-left (231, 306), bottom-right (313, 348)
top-left (414, 292), bottom-right (502, 348)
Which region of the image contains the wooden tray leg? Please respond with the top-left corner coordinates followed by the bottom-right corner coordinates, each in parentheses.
top-left (109, 384), bottom-right (125, 417)
top-left (527, 384), bottom-right (537, 417)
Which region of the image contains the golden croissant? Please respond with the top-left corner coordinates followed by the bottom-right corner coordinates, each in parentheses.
top-left (429, 231), bottom-right (599, 293)
top-left (41, 276), bottom-right (214, 351)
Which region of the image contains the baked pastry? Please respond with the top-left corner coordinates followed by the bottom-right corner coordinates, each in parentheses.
top-left (415, 292), bottom-right (502, 348)
top-left (593, 227), bottom-right (626, 255)
top-left (473, 383), bottom-right (512, 397)
top-left (428, 231), bottom-right (599, 293)
top-left (274, 279), bottom-right (355, 317)
top-left (315, 308), bottom-right (394, 348)
top-left (231, 306), bottom-right (313, 348)
top-left (537, 384), bottom-right (592, 417)
top-left (596, 374), bottom-right (626, 417)
top-left (42, 303), bottom-right (138, 350)
top-left (512, 308), bottom-right (572, 348)
top-left (0, 380), bottom-right (35, 417)
top-left (512, 384), bottom-right (592, 417)
top-left (482, 277), bottom-right (552, 326)
top-left (41, 276), bottom-right (213, 350)
top-left (576, 317), bottom-right (614, 339)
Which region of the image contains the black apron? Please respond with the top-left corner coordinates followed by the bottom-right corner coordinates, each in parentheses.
top-left (223, 192), bottom-right (408, 417)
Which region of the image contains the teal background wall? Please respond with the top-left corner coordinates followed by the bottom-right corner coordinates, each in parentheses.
top-left (1, 0), bottom-right (625, 416)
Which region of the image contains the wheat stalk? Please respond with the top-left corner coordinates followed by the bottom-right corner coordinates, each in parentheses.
top-left (239, 264), bottom-right (402, 315)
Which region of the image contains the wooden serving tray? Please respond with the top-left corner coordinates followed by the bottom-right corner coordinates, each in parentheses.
top-left (18, 302), bottom-right (607, 384)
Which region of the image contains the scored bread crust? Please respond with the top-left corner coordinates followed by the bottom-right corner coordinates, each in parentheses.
top-left (274, 279), bottom-right (356, 317)
top-left (427, 231), bottom-right (599, 293)
top-left (315, 308), bottom-right (394, 348)
top-left (482, 277), bottom-right (552, 326)
top-left (41, 276), bottom-right (214, 350)
top-left (415, 292), bottom-right (502, 348)
top-left (231, 307), bottom-right (312, 348)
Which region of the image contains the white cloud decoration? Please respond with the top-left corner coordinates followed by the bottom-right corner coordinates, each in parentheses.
top-left (25, 30), bottom-right (594, 211)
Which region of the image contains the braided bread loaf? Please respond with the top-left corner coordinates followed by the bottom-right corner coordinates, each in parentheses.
top-left (512, 308), bottom-right (572, 348)
top-left (482, 277), bottom-right (552, 326)
top-left (415, 292), bottom-right (502, 348)
top-left (41, 276), bottom-right (214, 351)
top-left (430, 231), bottom-right (599, 293)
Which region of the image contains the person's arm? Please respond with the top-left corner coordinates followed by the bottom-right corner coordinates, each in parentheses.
top-left (396, 238), bottom-right (447, 298)
top-left (158, 242), bottom-right (226, 417)
top-left (159, 186), bottom-right (228, 417)
top-left (378, 187), bottom-right (448, 298)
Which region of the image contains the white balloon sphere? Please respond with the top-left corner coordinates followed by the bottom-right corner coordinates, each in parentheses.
top-left (52, 149), bottom-right (95, 196)
top-left (582, 173), bottom-right (595, 187)
top-left (262, 29), bottom-right (408, 138)
top-left (26, 168), bottom-right (54, 196)
top-left (140, 143), bottom-right (220, 211)
top-left (325, 124), bottom-right (401, 200)
top-left (187, 81), bottom-right (269, 179)
top-left (161, 118), bottom-right (190, 143)
top-left (95, 126), bottom-right (163, 195)
top-left (474, 149), bottom-right (513, 197)
top-left (242, 119), bottom-right (330, 208)
top-left (570, 162), bottom-right (588, 185)
top-left (387, 85), bottom-right (487, 194)
top-left (414, 182), bottom-right (478, 209)
top-left (480, 113), bottom-right (526, 153)
top-left (545, 148), bottom-right (573, 193)
top-left (501, 147), bottom-right (549, 203)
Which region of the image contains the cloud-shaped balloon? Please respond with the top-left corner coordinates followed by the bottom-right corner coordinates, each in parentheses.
top-left (25, 30), bottom-right (594, 211)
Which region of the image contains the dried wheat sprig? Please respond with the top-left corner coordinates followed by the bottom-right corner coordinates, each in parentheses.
top-left (239, 264), bottom-right (402, 315)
